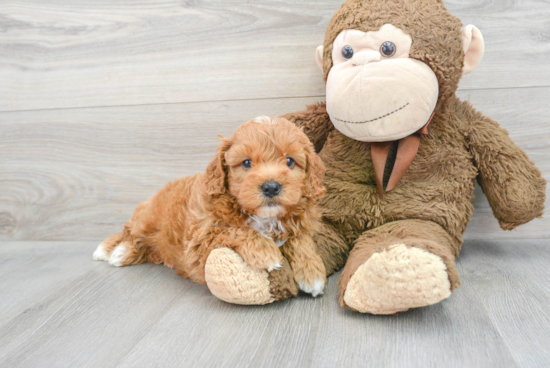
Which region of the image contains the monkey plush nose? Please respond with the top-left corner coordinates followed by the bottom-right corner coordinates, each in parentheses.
top-left (352, 50), bottom-right (381, 65)
top-left (261, 181), bottom-right (282, 198)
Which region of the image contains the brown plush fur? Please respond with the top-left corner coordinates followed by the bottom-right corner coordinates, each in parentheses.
top-left (268, 257), bottom-right (300, 301)
top-left (98, 117), bottom-right (327, 291)
top-left (272, 0), bottom-right (546, 309)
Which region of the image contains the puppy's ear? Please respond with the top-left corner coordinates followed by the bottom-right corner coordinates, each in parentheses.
top-left (205, 137), bottom-right (232, 196)
top-left (305, 146), bottom-right (326, 200)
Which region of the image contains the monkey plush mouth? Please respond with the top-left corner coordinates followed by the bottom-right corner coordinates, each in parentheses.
top-left (332, 103), bottom-right (409, 125)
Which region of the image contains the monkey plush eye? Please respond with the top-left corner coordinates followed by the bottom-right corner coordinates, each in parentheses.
top-left (380, 41), bottom-right (396, 57)
top-left (242, 159), bottom-right (252, 170)
top-left (342, 45), bottom-right (354, 59)
top-left (286, 157), bottom-right (295, 168)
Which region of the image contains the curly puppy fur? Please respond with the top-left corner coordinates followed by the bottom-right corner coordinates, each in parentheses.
top-left (95, 117), bottom-right (327, 296)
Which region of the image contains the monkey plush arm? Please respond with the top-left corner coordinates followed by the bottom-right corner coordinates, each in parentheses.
top-left (462, 101), bottom-right (547, 230)
top-left (282, 102), bottom-right (334, 153)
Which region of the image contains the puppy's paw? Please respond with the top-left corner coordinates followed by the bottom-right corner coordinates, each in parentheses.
top-left (250, 253), bottom-right (283, 272)
top-left (266, 259), bottom-right (282, 272)
top-left (236, 246), bottom-right (283, 272)
top-left (93, 242), bottom-right (110, 261)
top-left (298, 278), bottom-right (326, 297)
top-left (108, 243), bottom-right (130, 267)
top-left (292, 253), bottom-right (327, 297)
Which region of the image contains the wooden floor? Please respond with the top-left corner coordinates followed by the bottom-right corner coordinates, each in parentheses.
top-left (0, 240), bottom-right (548, 368)
top-left (1, 1), bottom-right (550, 367)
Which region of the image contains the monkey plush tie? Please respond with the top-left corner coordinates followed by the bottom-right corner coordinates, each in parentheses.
top-left (370, 112), bottom-right (435, 200)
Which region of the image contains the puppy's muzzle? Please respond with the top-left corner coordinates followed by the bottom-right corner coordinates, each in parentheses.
top-left (261, 181), bottom-right (282, 198)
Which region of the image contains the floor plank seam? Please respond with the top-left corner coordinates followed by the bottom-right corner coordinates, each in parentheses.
top-left (458, 256), bottom-right (522, 368)
top-left (113, 291), bottom-right (182, 368)
top-left (301, 296), bottom-right (324, 368)
top-left (241, 307), bottom-right (279, 368)
top-left (0, 95), bottom-right (326, 115)
top-left (1, 84), bottom-right (548, 115)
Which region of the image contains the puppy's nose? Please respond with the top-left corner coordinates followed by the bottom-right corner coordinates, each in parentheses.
top-left (261, 181), bottom-right (282, 198)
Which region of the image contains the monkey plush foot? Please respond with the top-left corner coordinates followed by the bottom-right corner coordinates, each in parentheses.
top-left (205, 248), bottom-right (298, 305)
top-left (342, 244), bottom-right (451, 314)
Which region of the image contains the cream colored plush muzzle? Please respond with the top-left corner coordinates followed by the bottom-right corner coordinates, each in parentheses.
top-left (326, 58), bottom-right (438, 143)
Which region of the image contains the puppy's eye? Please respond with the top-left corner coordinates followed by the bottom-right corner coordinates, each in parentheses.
top-left (380, 41), bottom-right (396, 57)
top-left (342, 45), bottom-right (354, 59)
top-left (286, 157), bottom-right (295, 168)
top-left (242, 159), bottom-right (252, 170)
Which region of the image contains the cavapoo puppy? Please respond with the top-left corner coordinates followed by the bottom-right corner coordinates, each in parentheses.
top-left (93, 116), bottom-right (327, 297)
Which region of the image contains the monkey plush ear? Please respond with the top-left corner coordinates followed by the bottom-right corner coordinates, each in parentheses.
top-left (315, 45), bottom-right (324, 72)
top-left (461, 25), bottom-right (484, 75)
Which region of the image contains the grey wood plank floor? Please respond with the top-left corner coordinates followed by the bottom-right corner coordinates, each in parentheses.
top-left (0, 240), bottom-right (548, 368)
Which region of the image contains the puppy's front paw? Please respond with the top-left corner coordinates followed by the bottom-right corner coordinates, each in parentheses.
top-left (266, 259), bottom-right (282, 272)
top-left (236, 246), bottom-right (282, 272)
top-left (298, 278), bottom-right (326, 297)
top-left (248, 252), bottom-right (283, 272)
top-left (291, 252), bottom-right (327, 297)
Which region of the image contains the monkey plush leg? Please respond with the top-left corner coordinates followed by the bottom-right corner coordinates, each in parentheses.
top-left (338, 220), bottom-right (460, 314)
top-left (204, 248), bottom-right (298, 305)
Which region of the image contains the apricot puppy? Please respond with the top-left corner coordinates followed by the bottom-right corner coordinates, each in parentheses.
top-left (93, 116), bottom-right (327, 297)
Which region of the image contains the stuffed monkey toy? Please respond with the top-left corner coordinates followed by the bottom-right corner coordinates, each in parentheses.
top-left (204, 0), bottom-right (546, 314)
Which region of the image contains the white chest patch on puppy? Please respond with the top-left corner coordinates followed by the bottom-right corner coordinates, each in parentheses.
top-left (247, 215), bottom-right (287, 247)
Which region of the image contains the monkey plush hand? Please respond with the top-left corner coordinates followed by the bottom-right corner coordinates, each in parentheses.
top-left (206, 0), bottom-right (546, 313)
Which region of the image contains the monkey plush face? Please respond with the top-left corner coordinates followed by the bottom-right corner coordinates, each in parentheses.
top-left (324, 24), bottom-right (438, 142)
top-left (315, 0), bottom-right (485, 145)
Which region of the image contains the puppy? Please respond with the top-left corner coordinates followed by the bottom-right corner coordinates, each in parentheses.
top-left (93, 116), bottom-right (327, 296)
